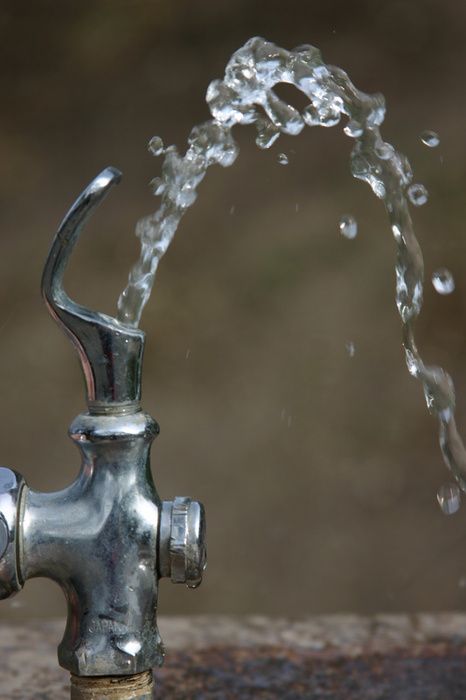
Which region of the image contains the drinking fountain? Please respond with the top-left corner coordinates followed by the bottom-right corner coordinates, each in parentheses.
top-left (0, 166), bottom-right (206, 698)
top-left (0, 33), bottom-right (461, 699)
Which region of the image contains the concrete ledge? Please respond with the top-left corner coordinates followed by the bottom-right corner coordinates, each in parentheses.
top-left (2, 615), bottom-right (466, 698)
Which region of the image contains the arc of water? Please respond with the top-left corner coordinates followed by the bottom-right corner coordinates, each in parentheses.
top-left (117, 37), bottom-right (465, 491)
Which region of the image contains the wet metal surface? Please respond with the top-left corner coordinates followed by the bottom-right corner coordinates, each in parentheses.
top-left (2, 616), bottom-right (466, 698)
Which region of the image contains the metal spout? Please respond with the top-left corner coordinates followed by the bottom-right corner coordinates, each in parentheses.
top-left (41, 167), bottom-right (145, 414)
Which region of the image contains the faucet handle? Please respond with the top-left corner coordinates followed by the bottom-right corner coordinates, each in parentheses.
top-left (0, 467), bottom-right (25, 599)
top-left (159, 497), bottom-right (207, 588)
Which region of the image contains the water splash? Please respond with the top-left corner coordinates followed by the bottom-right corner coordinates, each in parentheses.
top-left (432, 268), bottom-right (455, 295)
top-left (277, 152), bottom-right (289, 165)
top-left (118, 37), bottom-right (466, 492)
top-left (345, 341), bottom-right (356, 358)
top-left (339, 214), bottom-right (358, 239)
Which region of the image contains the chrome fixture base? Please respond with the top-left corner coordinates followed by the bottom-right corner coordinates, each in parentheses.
top-left (0, 169), bottom-right (206, 681)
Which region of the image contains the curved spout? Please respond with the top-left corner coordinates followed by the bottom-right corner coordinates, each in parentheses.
top-left (42, 167), bottom-right (122, 317)
top-left (42, 168), bottom-right (145, 413)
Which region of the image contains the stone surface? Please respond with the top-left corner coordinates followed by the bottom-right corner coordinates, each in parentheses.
top-left (2, 615), bottom-right (466, 698)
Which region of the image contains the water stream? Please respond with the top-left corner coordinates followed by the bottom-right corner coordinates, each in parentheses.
top-left (117, 37), bottom-right (464, 507)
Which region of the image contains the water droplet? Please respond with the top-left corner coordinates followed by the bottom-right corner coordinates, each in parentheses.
top-left (295, 203), bottom-right (299, 213)
top-left (185, 348), bottom-right (191, 360)
top-left (339, 214), bottom-right (358, 239)
top-left (407, 183), bottom-right (428, 207)
top-left (432, 268), bottom-right (455, 295)
top-left (420, 130), bottom-right (440, 148)
top-left (230, 205), bottom-right (235, 215)
top-left (277, 153), bottom-right (289, 165)
top-left (345, 341), bottom-right (355, 357)
top-left (437, 482), bottom-right (461, 515)
top-left (459, 576), bottom-right (466, 589)
top-left (148, 136), bottom-right (164, 156)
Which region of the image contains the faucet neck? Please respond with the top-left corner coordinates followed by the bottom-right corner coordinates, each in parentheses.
top-left (41, 167), bottom-right (147, 412)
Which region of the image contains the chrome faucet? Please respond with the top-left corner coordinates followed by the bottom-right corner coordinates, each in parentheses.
top-left (0, 168), bottom-right (206, 697)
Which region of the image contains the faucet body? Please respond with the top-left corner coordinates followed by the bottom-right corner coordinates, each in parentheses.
top-left (23, 411), bottom-right (163, 676)
top-left (0, 168), bottom-right (206, 685)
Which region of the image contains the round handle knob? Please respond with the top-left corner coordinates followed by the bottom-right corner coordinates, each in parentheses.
top-left (0, 467), bottom-right (25, 599)
top-left (159, 497), bottom-right (206, 588)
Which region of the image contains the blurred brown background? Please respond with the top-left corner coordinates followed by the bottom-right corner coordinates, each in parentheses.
top-left (0, 1), bottom-right (465, 622)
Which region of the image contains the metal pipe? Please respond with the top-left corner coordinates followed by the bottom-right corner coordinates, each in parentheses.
top-left (70, 671), bottom-right (153, 699)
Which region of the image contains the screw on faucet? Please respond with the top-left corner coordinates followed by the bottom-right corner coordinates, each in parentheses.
top-left (159, 497), bottom-right (207, 587)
